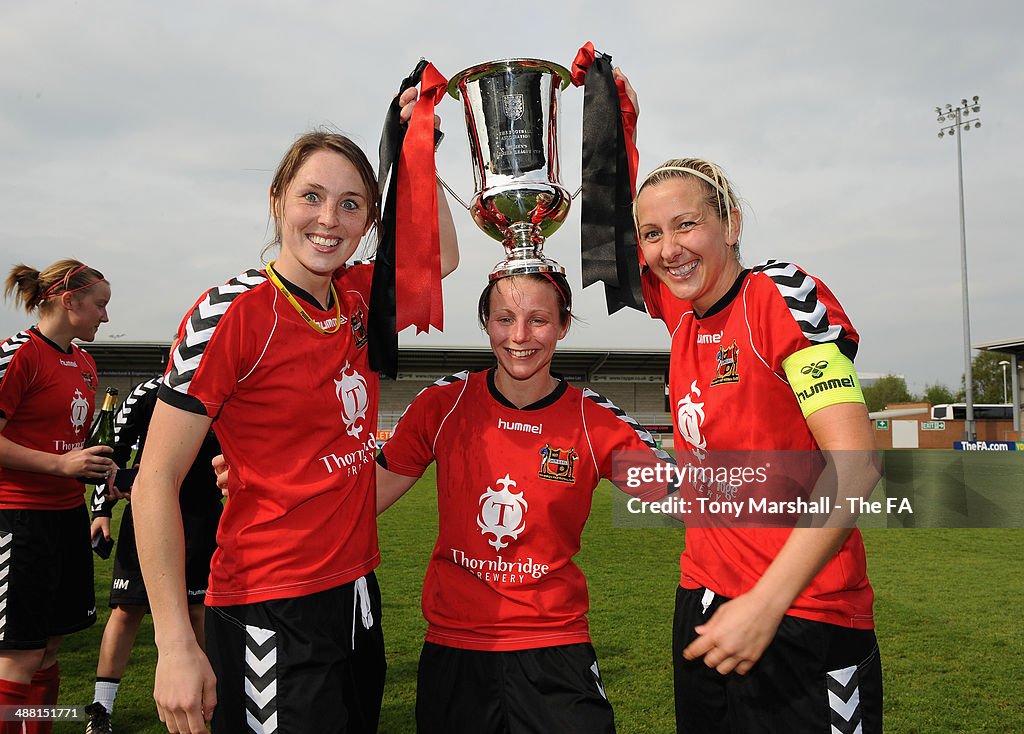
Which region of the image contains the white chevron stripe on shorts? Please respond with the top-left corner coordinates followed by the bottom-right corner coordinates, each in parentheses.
top-left (244, 624), bottom-right (279, 733)
top-left (0, 532), bottom-right (12, 641)
top-left (827, 663), bottom-right (863, 734)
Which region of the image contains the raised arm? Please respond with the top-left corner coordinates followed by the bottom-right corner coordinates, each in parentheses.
top-left (436, 178), bottom-right (459, 278)
top-left (131, 400), bottom-right (217, 733)
top-left (612, 67), bottom-right (639, 143)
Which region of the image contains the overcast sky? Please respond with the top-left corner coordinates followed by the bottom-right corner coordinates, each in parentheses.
top-left (2, 1), bottom-right (1020, 393)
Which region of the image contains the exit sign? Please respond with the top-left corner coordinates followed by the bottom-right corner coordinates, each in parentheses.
top-left (922, 421), bottom-right (945, 431)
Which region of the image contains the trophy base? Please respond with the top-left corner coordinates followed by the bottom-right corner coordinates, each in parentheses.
top-left (490, 222), bottom-right (565, 280)
top-left (489, 256), bottom-right (565, 281)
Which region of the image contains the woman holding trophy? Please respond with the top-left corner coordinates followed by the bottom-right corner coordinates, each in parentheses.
top-left (131, 82), bottom-right (458, 734)
top-left (632, 154), bottom-right (883, 734)
top-left (364, 53), bottom-right (676, 733)
top-left (375, 268), bottom-right (672, 734)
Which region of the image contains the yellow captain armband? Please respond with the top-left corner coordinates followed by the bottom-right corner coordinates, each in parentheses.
top-left (782, 343), bottom-right (865, 418)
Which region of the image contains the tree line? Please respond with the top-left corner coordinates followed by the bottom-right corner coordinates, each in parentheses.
top-left (862, 351), bottom-right (1015, 413)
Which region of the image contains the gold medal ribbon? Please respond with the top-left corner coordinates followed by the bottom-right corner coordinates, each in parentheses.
top-left (265, 261), bottom-right (342, 335)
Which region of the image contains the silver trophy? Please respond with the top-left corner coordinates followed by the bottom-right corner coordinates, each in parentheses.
top-left (447, 58), bottom-right (572, 279)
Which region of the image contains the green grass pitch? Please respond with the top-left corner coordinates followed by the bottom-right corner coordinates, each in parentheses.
top-left (56, 457), bottom-right (1023, 732)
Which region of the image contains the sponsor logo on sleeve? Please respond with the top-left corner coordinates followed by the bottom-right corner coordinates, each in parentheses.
top-left (800, 360), bottom-right (829, 379)
top-left (794, 358), bottom-right (858, 404)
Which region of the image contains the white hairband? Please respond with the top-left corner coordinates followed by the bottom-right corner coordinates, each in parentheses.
top-left (632, 165), bottom-right (741, 244)
top-left (640, 166), bottom-right (735, 207)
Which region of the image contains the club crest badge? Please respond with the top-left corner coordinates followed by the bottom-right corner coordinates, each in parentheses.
top-left (70, 388), bottom-right (90, 435)
top-left (710, 339), bottom-right (740, 386)
top-left (81, 370), bottom-right (96, 391)
top-left (503, 93), bottom-right (525, 121)
top-left (538, 444), bottom-right (579, 484)
top-left (351, 307), bottom-right (368, 349)
top-left (478, 474), bottom-right (528, 551)
top-left (334, 361), bottom-right (369, 438)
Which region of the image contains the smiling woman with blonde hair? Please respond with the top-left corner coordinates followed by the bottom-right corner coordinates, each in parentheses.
top-left (633, 158), bottom-right (883, 734)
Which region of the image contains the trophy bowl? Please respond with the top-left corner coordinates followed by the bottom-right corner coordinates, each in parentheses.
top-left (448, 58), bottom-right (572, 279)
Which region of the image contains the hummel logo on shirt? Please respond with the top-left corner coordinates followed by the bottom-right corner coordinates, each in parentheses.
top-left (497, 418), bottom-right (542, 434)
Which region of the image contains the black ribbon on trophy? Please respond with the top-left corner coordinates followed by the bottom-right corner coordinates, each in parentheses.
top-left (572, 42), bottom-right (646, 315)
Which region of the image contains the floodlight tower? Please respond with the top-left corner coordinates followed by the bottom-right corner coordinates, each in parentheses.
top-left (935, 96), bottom-right (982, 441)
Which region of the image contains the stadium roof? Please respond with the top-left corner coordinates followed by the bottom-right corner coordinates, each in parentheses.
top-left (81, 341), bottom-right (671, 380)
top-left (83, 341), bottom-right (171, 375)
top-left (975, 337), bottom-right (1024, 358)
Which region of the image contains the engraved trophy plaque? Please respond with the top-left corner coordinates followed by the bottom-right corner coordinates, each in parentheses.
top-left (448, 58), bottom-right (572, 279)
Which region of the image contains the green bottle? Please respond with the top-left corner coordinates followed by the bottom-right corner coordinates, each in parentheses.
top-left (78, 387), bottom-right (118, 483)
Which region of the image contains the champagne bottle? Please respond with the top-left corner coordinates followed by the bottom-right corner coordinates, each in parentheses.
top-left (78, 387), bottom-right (119, 483)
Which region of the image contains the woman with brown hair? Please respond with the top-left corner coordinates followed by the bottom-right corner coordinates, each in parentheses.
top-left (132, 91), bottom-right (457, 733)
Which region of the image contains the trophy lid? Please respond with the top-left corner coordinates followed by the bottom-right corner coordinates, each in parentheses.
top-left (448, 58), bottom-right (572, 100)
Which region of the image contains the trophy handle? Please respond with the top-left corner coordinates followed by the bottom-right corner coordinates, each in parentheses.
top-left (436, 173), bottom-right (471, 211)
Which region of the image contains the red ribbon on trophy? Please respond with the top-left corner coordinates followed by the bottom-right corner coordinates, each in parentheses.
top-left (396, 62), bottom-right (448, 334)
top-left (372, 60), bottom-right (448, 378)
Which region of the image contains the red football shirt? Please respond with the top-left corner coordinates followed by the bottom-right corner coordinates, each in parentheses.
top-left (159, 265), bottom-right (380, 606)
top-left (0, 327), bottom-right (99, 509)
top-left (380, 369), bottom-right (672, 651)
top-left (643, 261), bottom-right (875, 629)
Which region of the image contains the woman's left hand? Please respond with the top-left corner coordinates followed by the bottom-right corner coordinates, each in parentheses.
top-left (613, 67), bottom-right (639, 117)
top-left (212, 453), bottom-right (229, 497)
top-left (103, 467), bottom-right (131, 501)
top-left (682, 591), bottom-right (786, 675)
top-left (90, 515), bottom-right (112, 543)
top-left (397, 86), bottom-right (441, 131)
